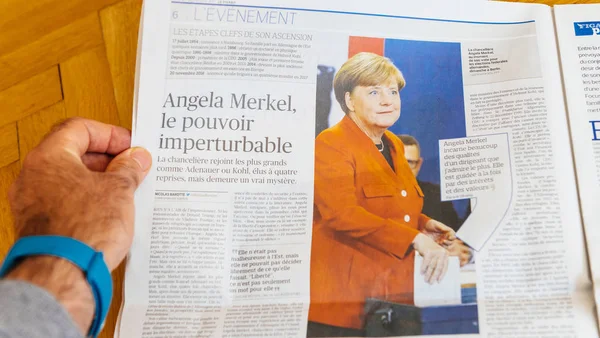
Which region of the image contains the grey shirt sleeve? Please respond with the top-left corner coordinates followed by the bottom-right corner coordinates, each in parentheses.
top-left (0, 281), bottom-right (84, 338)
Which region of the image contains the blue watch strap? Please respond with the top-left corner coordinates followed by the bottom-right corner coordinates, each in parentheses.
top-left (0, 236), bottom-right (113, 338)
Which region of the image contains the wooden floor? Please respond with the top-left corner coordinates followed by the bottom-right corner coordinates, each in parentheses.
top-left (0, 0), bottom-right (596, 337)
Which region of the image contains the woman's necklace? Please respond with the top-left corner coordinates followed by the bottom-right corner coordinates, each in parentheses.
top-left (348, 114), bottom-right (385, 151)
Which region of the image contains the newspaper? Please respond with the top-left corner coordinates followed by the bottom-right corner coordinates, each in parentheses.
top-left (555, 4), bottom-right (600, 331)
top-left (115, 0), bottom-right (599, 337)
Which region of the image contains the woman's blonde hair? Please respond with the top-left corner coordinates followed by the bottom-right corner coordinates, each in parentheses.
top-left (333, 52), bottom-right (406, 114)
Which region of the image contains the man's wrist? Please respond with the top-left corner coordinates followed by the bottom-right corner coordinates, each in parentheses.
top-left (4, 256), bottom-right (95, 335)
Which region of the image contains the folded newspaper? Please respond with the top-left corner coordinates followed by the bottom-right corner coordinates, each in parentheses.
top-left (115, 0), bottom-right (600, 336)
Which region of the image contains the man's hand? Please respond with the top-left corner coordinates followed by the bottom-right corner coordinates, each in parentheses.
top-left (412, 233), bottom-right (449, 284)
top-left (422, 219), bottom-right (456, 247)
top-left (4, 118), bottom-right (152, 334)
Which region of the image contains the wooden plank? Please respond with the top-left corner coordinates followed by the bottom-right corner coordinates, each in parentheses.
top-left (100, 263), bottom-right (125, 338)
top-left (17, 102), bottom-right (67, 163)
top-left (0, 67), bottom-right (63, 127)
top-left (0, 0), bottom-right (120, 56)
top-left (0, 14), bottom-right (104, 91)
top-left (0, 124), bottom-right (19, 168)
top-left (0, 162), bottom-right (20, 260)
top-left (101, 0), bottom-right (143, 130)
top-left (61, 47), bottom-right (120, 125)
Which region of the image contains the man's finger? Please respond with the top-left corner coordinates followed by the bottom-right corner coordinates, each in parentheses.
top-left (38, 118), bottom-right (132, 159)
top-left (105, 147), bottom-right (152, 192)
top-left (82, 153), bottom-right (114, 172)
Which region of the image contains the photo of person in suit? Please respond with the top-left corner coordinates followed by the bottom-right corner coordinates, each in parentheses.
top-left (308, 52), bottom-right (458, 337)
top-left (398, 134), bottom-right (474, 267)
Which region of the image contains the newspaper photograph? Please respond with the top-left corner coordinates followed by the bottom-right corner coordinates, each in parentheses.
top-left (309, 37), bottom-right (478, 337)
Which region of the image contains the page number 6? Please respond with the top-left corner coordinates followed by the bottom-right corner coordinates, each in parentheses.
top-left (172, 11), bottom-right (179, 19)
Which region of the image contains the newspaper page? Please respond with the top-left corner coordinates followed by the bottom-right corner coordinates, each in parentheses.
top-left (555, 4), bottom-right (600, 329)
top-left (117, 0), bottom-right (596, 337)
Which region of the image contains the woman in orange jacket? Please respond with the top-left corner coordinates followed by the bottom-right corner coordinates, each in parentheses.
top-left (308, 52), bottom-right (456, 337)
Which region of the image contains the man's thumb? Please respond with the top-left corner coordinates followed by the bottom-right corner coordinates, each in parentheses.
top-left (106, 147), bottom-right (152, 190)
